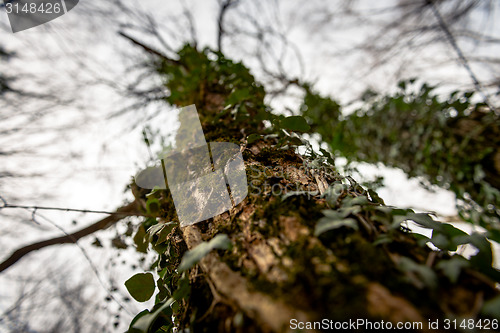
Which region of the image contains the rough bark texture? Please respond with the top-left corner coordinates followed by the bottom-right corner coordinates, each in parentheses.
top-left (128, 45), bottom-right (499, 333)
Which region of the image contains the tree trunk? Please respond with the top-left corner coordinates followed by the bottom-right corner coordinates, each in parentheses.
top-left (128, 43), bottom-right (499, 333)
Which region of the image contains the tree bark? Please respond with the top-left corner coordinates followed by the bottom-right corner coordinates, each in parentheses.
top-left (125, 44), bottom-right (499, 333)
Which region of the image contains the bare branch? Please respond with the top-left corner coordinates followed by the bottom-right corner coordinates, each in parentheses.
top-left (427, 0), bottom-right (498, 114)
top-left (0, 200), bottom-right (140, 273)
top-left (217, 0), bottom-right (239, 52)
top-left (118, 31), bottom-right (181, 66)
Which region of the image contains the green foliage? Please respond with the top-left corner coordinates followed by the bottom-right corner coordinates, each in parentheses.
top-left (246, 133), bottom-right (262, 144)
top-left (128, 298), bottom-right (175, 333)
top-left (127, 213), bottom-right (213, 332)
top-left (124, 43), bottom-right (500, 331)
top-left (178, 234), bottom-right (232, 272)
top-left (278, 115), bottom-right (311, 133)
top-left (314, 216), bottom-right (358, 235)
top-left (481, 296), bottom-right (500, 320)
top-left (133, 224), bottom-right (148, 253)
top-left (301, 80), bottom-right (500, 244)
top-left (436, 256), bottom-right (470, 283)
top-left (156, 44), bottom-right (268, 128)
top-left (313, 181), bottom-right (499, 285)
top-left (398, 256), bottom-right (438, 289)
top-left (125, 273), bottom-right (156, 302)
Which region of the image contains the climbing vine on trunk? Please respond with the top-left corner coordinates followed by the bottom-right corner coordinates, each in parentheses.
top-left (124, 44), bottom-right (500, 333)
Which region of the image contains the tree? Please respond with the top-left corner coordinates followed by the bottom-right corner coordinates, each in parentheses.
top-left (119, 42), bottom-right (500, 332)
top-left (1, 1), bottom-right (500, 332)
top-left (301, 81), bottom-right (500, 245)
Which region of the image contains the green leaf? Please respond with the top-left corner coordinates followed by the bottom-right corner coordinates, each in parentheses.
top-left (436, 256), bottom-right (469, 283)
top-left (146, 198), bottom-right (161, 215)
top-left (156, 223), bottom-right (175, 245)
top-left (178, 234), bottom-right (232, 272)
top-left (404, 213), bottom-right (442, 230)
top-left (430, 233), bottom-right (450, 250)
top-left (247, 133), bottom-right (261, 144)
top-left (431, 224), bottom-right (468, 251)
top-left (131, 298), bottom-right (175, 332)
top-left (412, 233), bottom-right (432, 247)
top-left (372, 234), bottom-right (393, 246)
top-left (146, 222), bottom-right (176, 245)
top-left (481, 295), bottom-right (500, 320)
top-left (398, 256), bottom-right (438, 289)
top-left (125, 273), bottom-right (156, 302)
top-left (324, 183), bottom-right (346, 207)
top-left (315, 217), bottom-right (358, 236)
top-left (282, 190), bottom-right (318, 201)
top-left (337, 205), bottom-right (362, 216)
top-left (342, 195), bottom-right (370, 207)
top-left (134, 224), bottom-right (148, 253)
top-left (279, 115), bottom-right (311, 132)
top-left (225, 88), bottom-right (251, 106)
top-left (146, 223), bottom-right (165, 242)
top-left (172, 275), bottom-right (190, 301)
top-left (455, 233), bottom-right (493, 268)
top-left (128, 309), bottom-right (150, 333)
top-left (368, 189), bottom-right (385, 204)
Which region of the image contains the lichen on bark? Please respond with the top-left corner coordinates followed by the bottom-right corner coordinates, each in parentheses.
top-left (128, 45), bottom-right (499, 333)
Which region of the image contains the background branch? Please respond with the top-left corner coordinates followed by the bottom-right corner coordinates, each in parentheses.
top-left (0, 200), bottom-right (141, 273)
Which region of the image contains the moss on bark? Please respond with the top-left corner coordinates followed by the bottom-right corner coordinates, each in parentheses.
top-left (128, 45), bottom-right (499, 333)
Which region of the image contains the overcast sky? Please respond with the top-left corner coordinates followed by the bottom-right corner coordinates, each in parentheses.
top-left (1, 0), bottom-right (499, 331)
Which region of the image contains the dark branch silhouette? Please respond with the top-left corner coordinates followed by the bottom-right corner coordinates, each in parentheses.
top-left (0, 200), bottom-right (141, 273)
top-left (217, 0), bottom-right (239, 52)
top-left (118, 31), bottom-right (181, 66)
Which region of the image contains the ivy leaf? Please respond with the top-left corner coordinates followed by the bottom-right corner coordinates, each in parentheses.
top-left (455, 233), bottom-right (493, 268)
top-left (128, 309), bottom-right (150, 333)
top-left (319, 148), bottom-right (335, 164)
top-left (247, 133), bottom-right (261, 144)
top-left (279, 115), bottom-right (311, 132)
top-left (125, 273), bottom-right (156, 302)
top-left (146, 198), bottom-right (161, 215)
top-left (436, 256), bottom-right (469, 283)
top-left (481, 295), bottom-right (500, 320)
top-left (172, 275), bottom-right (190, 301)
top-left (342, 195), bottom-right (370, 207)
top-left (315, 216), bottom-right (358, 236)
top-left (324, 183), bottom-right (346, 207)
top-left (178, 234), bottom-right (232, 272)
top-left (398, 256), bottom-right (438, 289)
top-left (404, 213), bottom-right (442, 230)
top-left (146, 222), bottom-right (176, 245)
top-left (130, 298), bottom-right (175, 332)
top-left (282, 190), bottom-right (318, 201)
top-left (412, 233), bottom-right (432, 247)
top-left (368, 189), bottom-right (385, 204)
top-left (133, 224), bottom-right (148, 253)
top-left (431, 224), bottom-right (468, 251)
top-left (156, 223), bottom-right (175, 245)
top-left (372, 234), bottom-right (393, 246)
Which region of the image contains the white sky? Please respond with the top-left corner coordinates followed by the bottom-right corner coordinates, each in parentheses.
top-left (1, 0), bottom-right (499, 331)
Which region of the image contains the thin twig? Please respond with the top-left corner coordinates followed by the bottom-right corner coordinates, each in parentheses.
top-left (1, 203), bottom-right (137, 216)
top-left (118, 31), bottom-right (181, 66)
top-left (217, 0), bottom-right (239, 52)
top-left (427, 0), bottom-right (498, 114)
top-left (30, 210), bottom-right (135, 316)
top-left (0, 200), bottom-right (140, 273)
